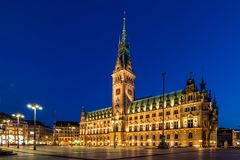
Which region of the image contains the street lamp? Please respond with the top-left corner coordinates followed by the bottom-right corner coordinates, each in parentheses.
top-left (27, 103), bottom-right (43, 150)
top-left (12, 113), bottom-right (24, 148)
top-left (158, 72), bottom-right (168, 149)
top-left (3, 120), bottom-right (10, 147)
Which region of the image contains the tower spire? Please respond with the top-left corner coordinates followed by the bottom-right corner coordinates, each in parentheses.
top-left (121, 11), bottom-right (127, 43)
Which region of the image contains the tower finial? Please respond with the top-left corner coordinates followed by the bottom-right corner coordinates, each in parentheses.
top-left (81, 106), bottom-right (84, 112)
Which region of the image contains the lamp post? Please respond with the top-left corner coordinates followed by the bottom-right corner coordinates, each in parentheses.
top-left (158, 72), bottom-right (168, 149)
top-left (12, 113), bottom-right (24, 148)
top-left (27, 103), bottom-right (43, 150)
top-left (3, 120), bottom-right (10, 147)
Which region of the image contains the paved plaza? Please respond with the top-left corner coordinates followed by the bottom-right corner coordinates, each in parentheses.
top-left (0, 146), bottom-right (240, 160)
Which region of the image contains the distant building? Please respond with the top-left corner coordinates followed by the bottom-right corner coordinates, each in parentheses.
top-left (26, 120), bottom-right (53, 145)
top-left (53, 121), bottom-right (79, 145)
top-left (0, 112), bottom-right (28, 145)
top-left (233, 129), bottom-right (240, 147)
top-left (79, 15), bottom-right (219, 148)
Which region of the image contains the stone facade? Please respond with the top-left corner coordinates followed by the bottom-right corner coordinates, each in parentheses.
top-left (53, 121), bottom-right (79, 145)
top-left (79, 16), bottom-right (218, 148)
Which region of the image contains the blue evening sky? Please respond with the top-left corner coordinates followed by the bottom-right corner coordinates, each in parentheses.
top-left (0, 0), bottom-right (239, 128)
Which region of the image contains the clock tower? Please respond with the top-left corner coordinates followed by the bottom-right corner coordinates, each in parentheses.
top-left (111, 13), bottom-right (135, 146)
top-left (112, 14), bottom-right (135, 118)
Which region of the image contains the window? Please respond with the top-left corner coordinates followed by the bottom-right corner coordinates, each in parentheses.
top-left (152, 124), bottom-right (156, 131)
top-left (188, 95), bottom-right (193, 101)
top-left (174, 134), bottom-right (178, 139)
top-left (129, 136), bottom-right (132, 140)
top-left (166, 122), bottom-right (170, 129)
top-left (174, 121), bottom-right (178, 129)
top-left (185, 107), bottom-right (190, 112)
top-left (129, 126), bottom-right (132, 132)
top-left (146, 125), bottom-right (149, 131)
top-left (146, 114), bottom-right (150, 118)
top-left (129, 117), bottom-right (132, 120)
top-left (134, 126), bottom-right (138, 132)
top-left (191, 106), bottom-right (196, 111)
top-left (188, 120), bottom-right (193, 128)
top-left (134, 116), bottom-right (138, 120)
top-left (140, 135), bottom-right (143, 140)
top-left (159, 112), bottom-right (163, 116)
top-left (166, 111), bottom-right (170, 115)
top-left (140, 125), bottom-right (143, 131)
top-left (152, 113), bottom-right (156, 117)
top-left (135, 135), bottom-right (137, 140)
top-left (140, 115), bottom-right (143, 119)
top-left (159, 123), bottom-right (163, 130)
top-left (167, 134), bottom-right (170, 139)
top-left (188, 132), bottom-right (193, 138)
top-left (146, 135), bottom-right (149, 140)
top-left (153, 135), bottom-right (156, 140)
top-left (174, 110), bottom-right (179, 114)
top-left (116, 89), bottom-right (120, 95)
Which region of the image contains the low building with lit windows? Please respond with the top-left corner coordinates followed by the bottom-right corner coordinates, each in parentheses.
top-left (53, 121), bottom-right (80, 145)
top-left (0, 112), bottom-right (28, 145)
top-left (79, 16), bottom-right (218, 148)
top-left (26, 120), bottom-right (53, 145)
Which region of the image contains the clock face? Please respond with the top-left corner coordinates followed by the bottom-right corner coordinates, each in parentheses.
top-left (128, 89), bottom-right (132, 95)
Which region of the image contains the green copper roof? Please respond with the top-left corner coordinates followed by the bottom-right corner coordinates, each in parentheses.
top-left (86, 107), bottom-right (112, 121)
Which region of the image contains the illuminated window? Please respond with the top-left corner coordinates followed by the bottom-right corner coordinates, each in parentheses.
top-left (166, 122), bottom-right (170, 129)
top-left (134, 126), bottom-right (137, 132)
top-left (146, 125), bottom-right (149, 131)
top-left (188, 120), bottom-right (193, 128)
top-left (174, 121), bottom-right (178, 129)
top-left (129, 126), bottom-right (132, 132)
top-left (152, 124), bottom-right (156, 131)
top-left (159, 123), bottom-right (163, 130)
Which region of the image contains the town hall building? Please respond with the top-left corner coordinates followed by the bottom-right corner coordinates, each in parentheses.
top-left (79, 15), bottom-right (218, 148)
